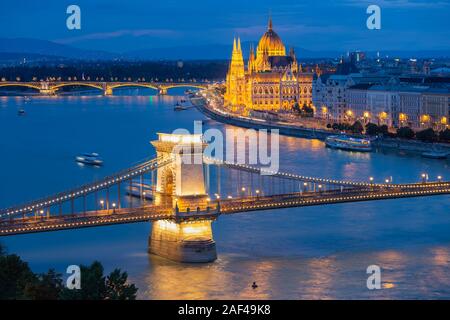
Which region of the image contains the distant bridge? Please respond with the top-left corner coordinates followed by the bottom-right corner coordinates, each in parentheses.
top-left (0, 81), bottom-right (208, 95)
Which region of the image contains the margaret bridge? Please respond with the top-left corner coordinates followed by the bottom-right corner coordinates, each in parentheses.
top-left (0, 81), bottom-right (208, 95)
top-left (1, 132), bottom-right (449, 262)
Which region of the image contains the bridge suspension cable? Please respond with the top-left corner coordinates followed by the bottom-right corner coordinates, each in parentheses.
top-left (0, 156), bottom-right (173, 219)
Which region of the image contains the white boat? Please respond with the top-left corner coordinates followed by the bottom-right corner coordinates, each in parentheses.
top-left (421, 150), bottom-right (448, 159)
top-left (174, 102), bottom-right (187, 111)
top-left (325, 135), bottom-right (372, 152)
top-left (75, 153), bottom-right (104, 166)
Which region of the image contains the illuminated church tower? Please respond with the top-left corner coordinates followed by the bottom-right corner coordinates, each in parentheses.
top-left (224, 16), bottom-right (314, 113)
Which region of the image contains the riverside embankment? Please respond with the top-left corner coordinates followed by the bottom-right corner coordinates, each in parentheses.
top-left (192, 96), bottom-right (450, 156)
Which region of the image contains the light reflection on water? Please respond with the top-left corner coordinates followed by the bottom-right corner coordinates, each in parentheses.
top-left (1, 94), bottom-right (450, 299)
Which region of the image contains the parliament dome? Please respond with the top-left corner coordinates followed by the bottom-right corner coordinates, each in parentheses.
top-left (256, 17), bottom-right (286, 57)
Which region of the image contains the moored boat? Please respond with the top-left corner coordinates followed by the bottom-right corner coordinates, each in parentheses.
top-left (174, 102), bottom-right (187, 111)
top-left (421, 150), bottom-right (448, 159)
top-left (325, 135), bottom-right (372, 152)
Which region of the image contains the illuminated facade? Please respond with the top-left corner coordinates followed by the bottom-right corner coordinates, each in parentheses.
top-left (224, 17), bottom-right (313, 113)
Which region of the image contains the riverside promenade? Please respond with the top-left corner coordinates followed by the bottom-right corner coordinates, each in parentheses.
top-left (192, 95), bottom-right (450, 156)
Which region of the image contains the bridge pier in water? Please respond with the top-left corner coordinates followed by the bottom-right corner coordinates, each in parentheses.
top-left (158, 87), bottom-right (168, 95)
top-left (149, 133), bottom-right (218, 263)
top-left (104, 87), bottom-right (113, 96)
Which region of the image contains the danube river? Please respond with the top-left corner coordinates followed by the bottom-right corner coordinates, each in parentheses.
top-left (1, 90), bottom-right (450, 299)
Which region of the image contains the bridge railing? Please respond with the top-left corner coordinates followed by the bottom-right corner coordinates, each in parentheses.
top-left (204, 156), bottom-right (378, 188)
top-left (0, 156), bottom-right (173, 219)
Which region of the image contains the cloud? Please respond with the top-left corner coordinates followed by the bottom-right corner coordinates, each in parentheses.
top-left (55, 29), bottom-right (180, 44)
top-left (342, 0), bottom-right (450, 8)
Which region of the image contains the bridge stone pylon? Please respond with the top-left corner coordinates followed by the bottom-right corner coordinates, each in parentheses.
top-left (149, 133), bottom-right (217, 263)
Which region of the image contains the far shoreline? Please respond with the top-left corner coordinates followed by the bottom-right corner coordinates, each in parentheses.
top-left (191, 94), bottom-right (450, 158)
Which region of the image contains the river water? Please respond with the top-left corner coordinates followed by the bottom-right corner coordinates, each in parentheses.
top-left (1, 90), bottom-right (450, 299)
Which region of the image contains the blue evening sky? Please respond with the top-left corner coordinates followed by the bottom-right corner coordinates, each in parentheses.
top-left (0, 0), bottom-right (448, 52)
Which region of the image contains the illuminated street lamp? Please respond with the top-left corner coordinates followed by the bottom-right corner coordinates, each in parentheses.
top-left (100, 200), bottom-right (105, 210)
top-left (255, 189), bottom-right (260, 197)
top-left (112, 202), bottom-right (117, 213)
top-left (437, 175), bottom-right (443, 182)
top-left (421, 173), bottom-right (428, 183)
top-left (369, 177), bottom-right (374, 183)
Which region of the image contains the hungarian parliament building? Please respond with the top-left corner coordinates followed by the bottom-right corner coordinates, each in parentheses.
top-left (224, 17), bottom-right (314, 113)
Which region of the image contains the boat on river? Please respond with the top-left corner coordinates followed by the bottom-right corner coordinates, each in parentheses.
top-left (325, 135), bottom-right (372, 152)
top-left (174, 102), bottom-right (187, 111)
top-left (421, 150), bottom-right (448, 159)
top-left (75, 153), bottom-right (104, 166)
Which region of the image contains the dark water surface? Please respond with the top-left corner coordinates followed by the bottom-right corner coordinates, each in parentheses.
top-left (1, 92), bottom-right (450, 299)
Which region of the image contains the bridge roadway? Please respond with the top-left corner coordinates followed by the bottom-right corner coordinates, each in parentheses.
top-left (204, 156), bottom-right (450, 189)
top-left (1, 183), bottom-right (449, 236)
top-left (0, 81), bottom-right (207, 95)
top-left (0, 157), bottom-right (173, 219)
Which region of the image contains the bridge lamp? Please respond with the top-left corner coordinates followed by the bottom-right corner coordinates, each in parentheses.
top-left (421, 173), bottom-right (428, 183)
top-left (228, 196), bottom-right (233, 199)
top-left (438, 176), bottom-right (442, 182)
top-left (241, 187), bottom-right (246, 192)
top-left (100, 200), bottom-right (105, 209)
top-left (216, 195), bottom-right (220, 199)
top-left (369, 177), bottom-right (374, 182)
top-left (39, 210), bottom-right (44, 215)
top-left (385, 179), bottom-right (390, 184)
top-left (256, 189), bottom-right (260, 195)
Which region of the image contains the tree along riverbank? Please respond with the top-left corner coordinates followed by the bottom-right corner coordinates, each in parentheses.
top-left (192, 97), bottom-right (450, 156)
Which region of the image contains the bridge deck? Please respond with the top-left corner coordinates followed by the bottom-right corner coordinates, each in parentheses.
top-left (1, 184), bottom-right (449, 236)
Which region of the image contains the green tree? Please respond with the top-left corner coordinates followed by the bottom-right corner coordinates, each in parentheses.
top-left (301, 104), bottom-right (314, 117)
top-left (0, 253), bottom-right (36, 299)
top-left (365, 123), bottom-right (379, 136)
top-left (350, 121), bottom-right (364, 134)
top-left (23, 269), bottom-right (64, 300)
top-left (416, 128), bottom-right (438, 142)
top-left (60, 261), bottom-right (137, 300)
top-left (60, 261), bottom-right (106, 300)
top-left (379, 124), bottom-right (389, 135)
top-left (292, 101), bottom-right (301, 114)
top-left (105, 269), bottom-right (138, 300)
top-left (439, 128), bottom-right (450, 142)
top-left (397, 126), bottom-right (415, 139)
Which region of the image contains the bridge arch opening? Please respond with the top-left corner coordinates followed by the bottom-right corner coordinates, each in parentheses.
top-left (0, 84), bottom-right (40, 94)
top-left (163, 85), bottom-right (203, 95)
top-left (108, 84), bottom-right (159, 95)
top-left (52, 83), bottom-right (103, 94)
top-left (159, 166), bottom-right (175, 195)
